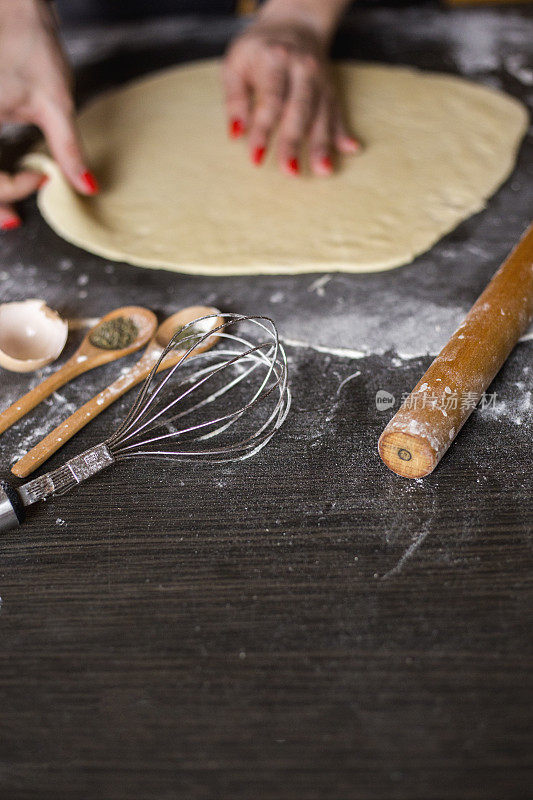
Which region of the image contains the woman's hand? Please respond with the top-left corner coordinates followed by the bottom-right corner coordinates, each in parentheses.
top-left (0, 0), bottom-right (97, 230)
top-left (222, 0), bottom-right (358, 177)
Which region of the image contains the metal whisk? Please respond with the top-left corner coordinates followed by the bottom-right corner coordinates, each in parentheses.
top-left (0, 314), bottom-right (290, 533)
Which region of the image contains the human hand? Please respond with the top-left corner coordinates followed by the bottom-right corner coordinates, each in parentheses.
top-left (0, 0), bottom-right (98, 230)
top-left (222, 6), bottom-right (359, 177)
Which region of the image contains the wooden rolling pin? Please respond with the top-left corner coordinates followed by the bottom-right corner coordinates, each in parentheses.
top-left (378, 222), bottom-right (533, 478)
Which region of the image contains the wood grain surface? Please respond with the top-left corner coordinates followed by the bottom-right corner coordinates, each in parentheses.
top-left (0, 8), bottom-right (531, 800)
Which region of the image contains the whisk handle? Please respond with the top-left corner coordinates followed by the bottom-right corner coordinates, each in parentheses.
top-left (0, 443), bottom-right (115, 533)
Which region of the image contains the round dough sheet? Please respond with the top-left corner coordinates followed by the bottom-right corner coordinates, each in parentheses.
top-left (28, 60), bottom-right (528, 275)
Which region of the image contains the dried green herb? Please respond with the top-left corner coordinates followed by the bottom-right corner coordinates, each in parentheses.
top-left (89, 316), bottom-right (138, 350)
top-left (173, 324), bottom-right (204, 349)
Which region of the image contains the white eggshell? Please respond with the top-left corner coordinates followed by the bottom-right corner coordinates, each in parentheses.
top-left (0, 299), bottom-right (68, 373)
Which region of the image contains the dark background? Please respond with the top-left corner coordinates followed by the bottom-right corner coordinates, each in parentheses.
top-left (0, 6), bottom-right (532, 799)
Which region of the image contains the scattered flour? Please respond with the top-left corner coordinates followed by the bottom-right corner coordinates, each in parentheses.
top-left (505, 54), bottom-right (533, 85)
top-left (308, 275), bottom-right (332, 297)
top-left (478, 382), bottom-right (532, 425)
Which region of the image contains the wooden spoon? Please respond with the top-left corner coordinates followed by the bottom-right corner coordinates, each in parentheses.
top-left (12, 306), bottom-right (223, 477)
top-left (0, 306), bottom-right (157, 437)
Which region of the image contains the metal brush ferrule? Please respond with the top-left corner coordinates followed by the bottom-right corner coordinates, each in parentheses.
top-left (0, 481), bottom-right (25, 532)
top-left (18, 443), bottom-right (115, 507)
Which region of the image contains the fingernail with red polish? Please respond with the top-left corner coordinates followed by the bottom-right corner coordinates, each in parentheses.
top-left (230, 118), bottom-right (245, 138)
top-left (288, 157), bottom-right (299, 175)
top-left (1, 216), bottom-right (21, 231)
top-left (321, 156), bottom-right (333, 172)
top-left (38, 175), bottom-right (49, 188)
top-left (81, 170), bottom-right (99, 194)
top-left (252, 146), bottom-right (266, 165)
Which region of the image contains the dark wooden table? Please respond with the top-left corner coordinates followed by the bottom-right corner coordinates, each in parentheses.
top-left (0, 8), bottom-right (531, 799)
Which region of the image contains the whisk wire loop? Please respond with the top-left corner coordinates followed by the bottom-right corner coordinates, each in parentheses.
top-left (113, 339), bottom-right (273, 449)
top-left (107, 314), bottom-right (290, 464)
top-left (108, 315), bottom-right (264, 445)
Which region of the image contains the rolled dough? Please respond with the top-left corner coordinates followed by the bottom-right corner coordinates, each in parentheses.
top-left (27, 60), bottom-right (527, 275)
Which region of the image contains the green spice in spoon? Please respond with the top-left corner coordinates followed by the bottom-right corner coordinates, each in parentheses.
top-left (172, 323), bottom-right (204, 349)
top-left (89, 316), bottom-right (139, 350)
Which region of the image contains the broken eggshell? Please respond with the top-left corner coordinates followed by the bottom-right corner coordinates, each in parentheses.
top-left (0, 299), bottom-right (68, 372)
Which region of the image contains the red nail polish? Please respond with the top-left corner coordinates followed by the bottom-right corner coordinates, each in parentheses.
top-left (252, 146), bottom-right (266, 165)
top-left (1, 216), bottom-right (21, 231)
top-left (321, 156), bottom-right (333, 172)
top-left (288, 157), bottom-right (299, 175)
top-left (81, 170), bottom-right (99, 194)
top-left (37, 175), bottom-right (49, 188)
top-left (230, 118), bottom-right (245, 138)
